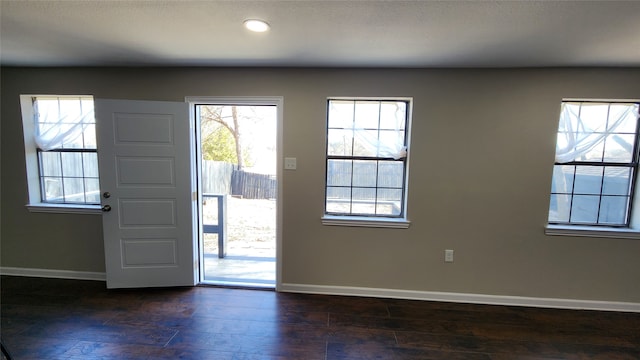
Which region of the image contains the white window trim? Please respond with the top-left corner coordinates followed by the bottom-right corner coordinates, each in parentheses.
top-left (26, 203), bottom-right (101, 214)
top-left (322, 215), bottom-right (410, 229)
top-left (544, 224), bottom-right (640, 239)
top-left (322, 97), bottom-right (412, 228)
top-left (545, 178), bottom-right (640, 239)
top-left (20, 95), bottom-right (101, 214)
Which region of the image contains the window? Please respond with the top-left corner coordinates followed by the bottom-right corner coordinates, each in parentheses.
top-left (323, 98), bottom-right (411, 227)
top-left (548, 100), bottom-right (640, 228)
top-left (21, 95), bottom-right (100, 211)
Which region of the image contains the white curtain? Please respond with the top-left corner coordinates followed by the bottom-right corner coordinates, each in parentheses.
top-left (33, 98), bottom-right (95, 151)
top-left (555, 102), bottom-right (639, 163)
top-left (353, 129), bottom-right (407, 160)
top-left (353, 101), bottom-right (407, 160)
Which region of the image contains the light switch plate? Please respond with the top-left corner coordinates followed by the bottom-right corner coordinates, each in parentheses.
top-left (284, 157), bottom-right (297, 170)
top-left (445, 249), bottom-right (454, 263)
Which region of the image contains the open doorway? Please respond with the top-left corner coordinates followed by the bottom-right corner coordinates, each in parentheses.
top-left (193, 100), bottom-right (278, 288)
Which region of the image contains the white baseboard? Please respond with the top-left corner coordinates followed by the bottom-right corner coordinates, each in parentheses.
top-left (2, 268), bottom-right (637, 312)
top-left (0, 266), bottom-right (106, 281)
top-left (279, 283), bottom-right (640, 313)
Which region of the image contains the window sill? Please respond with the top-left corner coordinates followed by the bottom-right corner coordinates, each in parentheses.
top-left (26, 203), bottom-right (102, 215)
top-left (322, 215), bottom-right (410, 229)
top-left (545, 224), bottom-right (640, 240)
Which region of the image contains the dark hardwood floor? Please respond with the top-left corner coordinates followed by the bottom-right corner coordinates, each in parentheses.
top-left (1, 276), bottom-right (638, 360)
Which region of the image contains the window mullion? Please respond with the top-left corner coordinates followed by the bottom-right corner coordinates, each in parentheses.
top-left (81, 152), bottom-right (87, 203)
top-left (59, 151), bottom-right (66, 203)
top-left (374, 102), bottom-right (381, 215)
top-left (596, 166), bottom-right (605, 225)
top-left (568, 165), bottom-right (577, 223)
top-left (596, 104), bottom-right (610, 225)
top-left (627, 106), bottom-right (640, 224)
top-left (38, 151), bottom-right (47, 202)
top-left (349, 100), bottom-right (356, 215)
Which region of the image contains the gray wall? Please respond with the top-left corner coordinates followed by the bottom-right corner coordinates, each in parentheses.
top-left (2, 67), bottom-right (639, 303)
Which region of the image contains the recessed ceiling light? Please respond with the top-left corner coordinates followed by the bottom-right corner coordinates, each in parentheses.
top-left (244, 19), bottom-right (270, 33)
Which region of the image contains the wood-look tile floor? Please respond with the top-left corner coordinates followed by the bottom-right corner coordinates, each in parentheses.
top-left (1, 276), bottom-right (639, 360)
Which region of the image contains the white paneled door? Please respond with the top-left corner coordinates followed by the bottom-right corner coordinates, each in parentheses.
top-left (95, 99), bottom-right (195, 288)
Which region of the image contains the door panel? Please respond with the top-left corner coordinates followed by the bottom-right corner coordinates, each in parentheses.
top-left (121, 239), bottom-right (177, 266)
top-left (117, 157), bottom-right (175, 185)
top-left (96, 99), bottom-right (195, 289)
top-left (118, 199), bottom-right (176, 226)
top-left (113, 113), bottom-right (174, 144)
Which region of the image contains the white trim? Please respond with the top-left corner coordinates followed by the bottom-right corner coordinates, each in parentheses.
top-left (545, 224), bottom-right (640, 240)
top-left (21, 95), bottom-right (43, 205)
top-left (185, 96), bottom-right (284, 291)
top-left (279, 283), bottom-right (640, 313)
top-left (562, 97), bottom-right (640, 102)
top-left (185, 96), bottom-right (281, 106)
top-left (321, 215), bottom-right (410, 228)
top-left (323, 97), bottom-right (413, 229)
top-left (0, 267), bottom-right (106, 281)
top-left (2, 268), bottom-right (637, 312)
top-left (329, 96), bottom-right (414, 102)
top-left (275, 98), bottom-right (284, 291)
top-left (26, 203), bottom-right (102, 215)
top-left (20, 95), bottom-right (101, 208)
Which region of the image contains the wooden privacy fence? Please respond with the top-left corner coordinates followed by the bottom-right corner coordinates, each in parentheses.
top-left (202, 160), bottom-right (276, 199)
top-left (231, 170), bottom-right (277, 199)
top-left (201, 161), bottom-right (235, 194)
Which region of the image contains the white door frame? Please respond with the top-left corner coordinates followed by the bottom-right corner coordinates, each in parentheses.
top-left (186, 96), bottom-right (283, 290)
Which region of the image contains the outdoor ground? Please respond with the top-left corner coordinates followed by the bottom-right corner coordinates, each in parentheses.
top-left (202, 196), bottom-right (276, 258)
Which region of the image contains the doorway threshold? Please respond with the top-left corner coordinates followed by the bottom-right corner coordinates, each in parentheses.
top-left (202, 254), bottom-right (275, 289)
top-left (199, 278), bottom-right (275, 289)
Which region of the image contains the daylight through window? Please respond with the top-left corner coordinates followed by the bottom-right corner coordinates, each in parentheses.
top-left (325, 99), bottom-right (410, 218)
top-left (32, 96), bottom-right (100, 204)
top-left (549, 100), bottom-right (640, 227)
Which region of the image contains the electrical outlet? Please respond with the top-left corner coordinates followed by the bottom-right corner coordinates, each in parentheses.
top-left (445, 249), bottom-right (454, 263)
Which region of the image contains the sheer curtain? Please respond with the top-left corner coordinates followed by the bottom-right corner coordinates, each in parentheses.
top-left (353, 128), bottom-right (407, 160)
top-left (33, 97), bottom-right (95, 151)
top-left (352, 101), bottom-right (407, 160)
top-left (555, 102), bottom-right (639, 163)
top-left (328, 100), bottom-right (408, 160)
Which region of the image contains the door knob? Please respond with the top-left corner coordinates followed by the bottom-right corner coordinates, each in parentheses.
top-left (102, 205), bottom-right (112, 212)
top-left (103, 192), bottom-right (111, 198)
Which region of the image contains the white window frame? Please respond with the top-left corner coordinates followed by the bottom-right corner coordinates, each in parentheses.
top-left (545, 98), bottom-right (640, 239)
top-left (321, 97), bottom-right (412, 229)
top-left (20, 95), bottom-right (101, 214)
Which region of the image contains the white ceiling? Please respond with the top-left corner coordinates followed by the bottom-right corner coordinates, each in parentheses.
top-left (1, 0), bottom-right (639, 68)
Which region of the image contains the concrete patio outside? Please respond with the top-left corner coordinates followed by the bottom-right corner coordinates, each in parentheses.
top-left (201, 197), bottom-right (276, 287)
